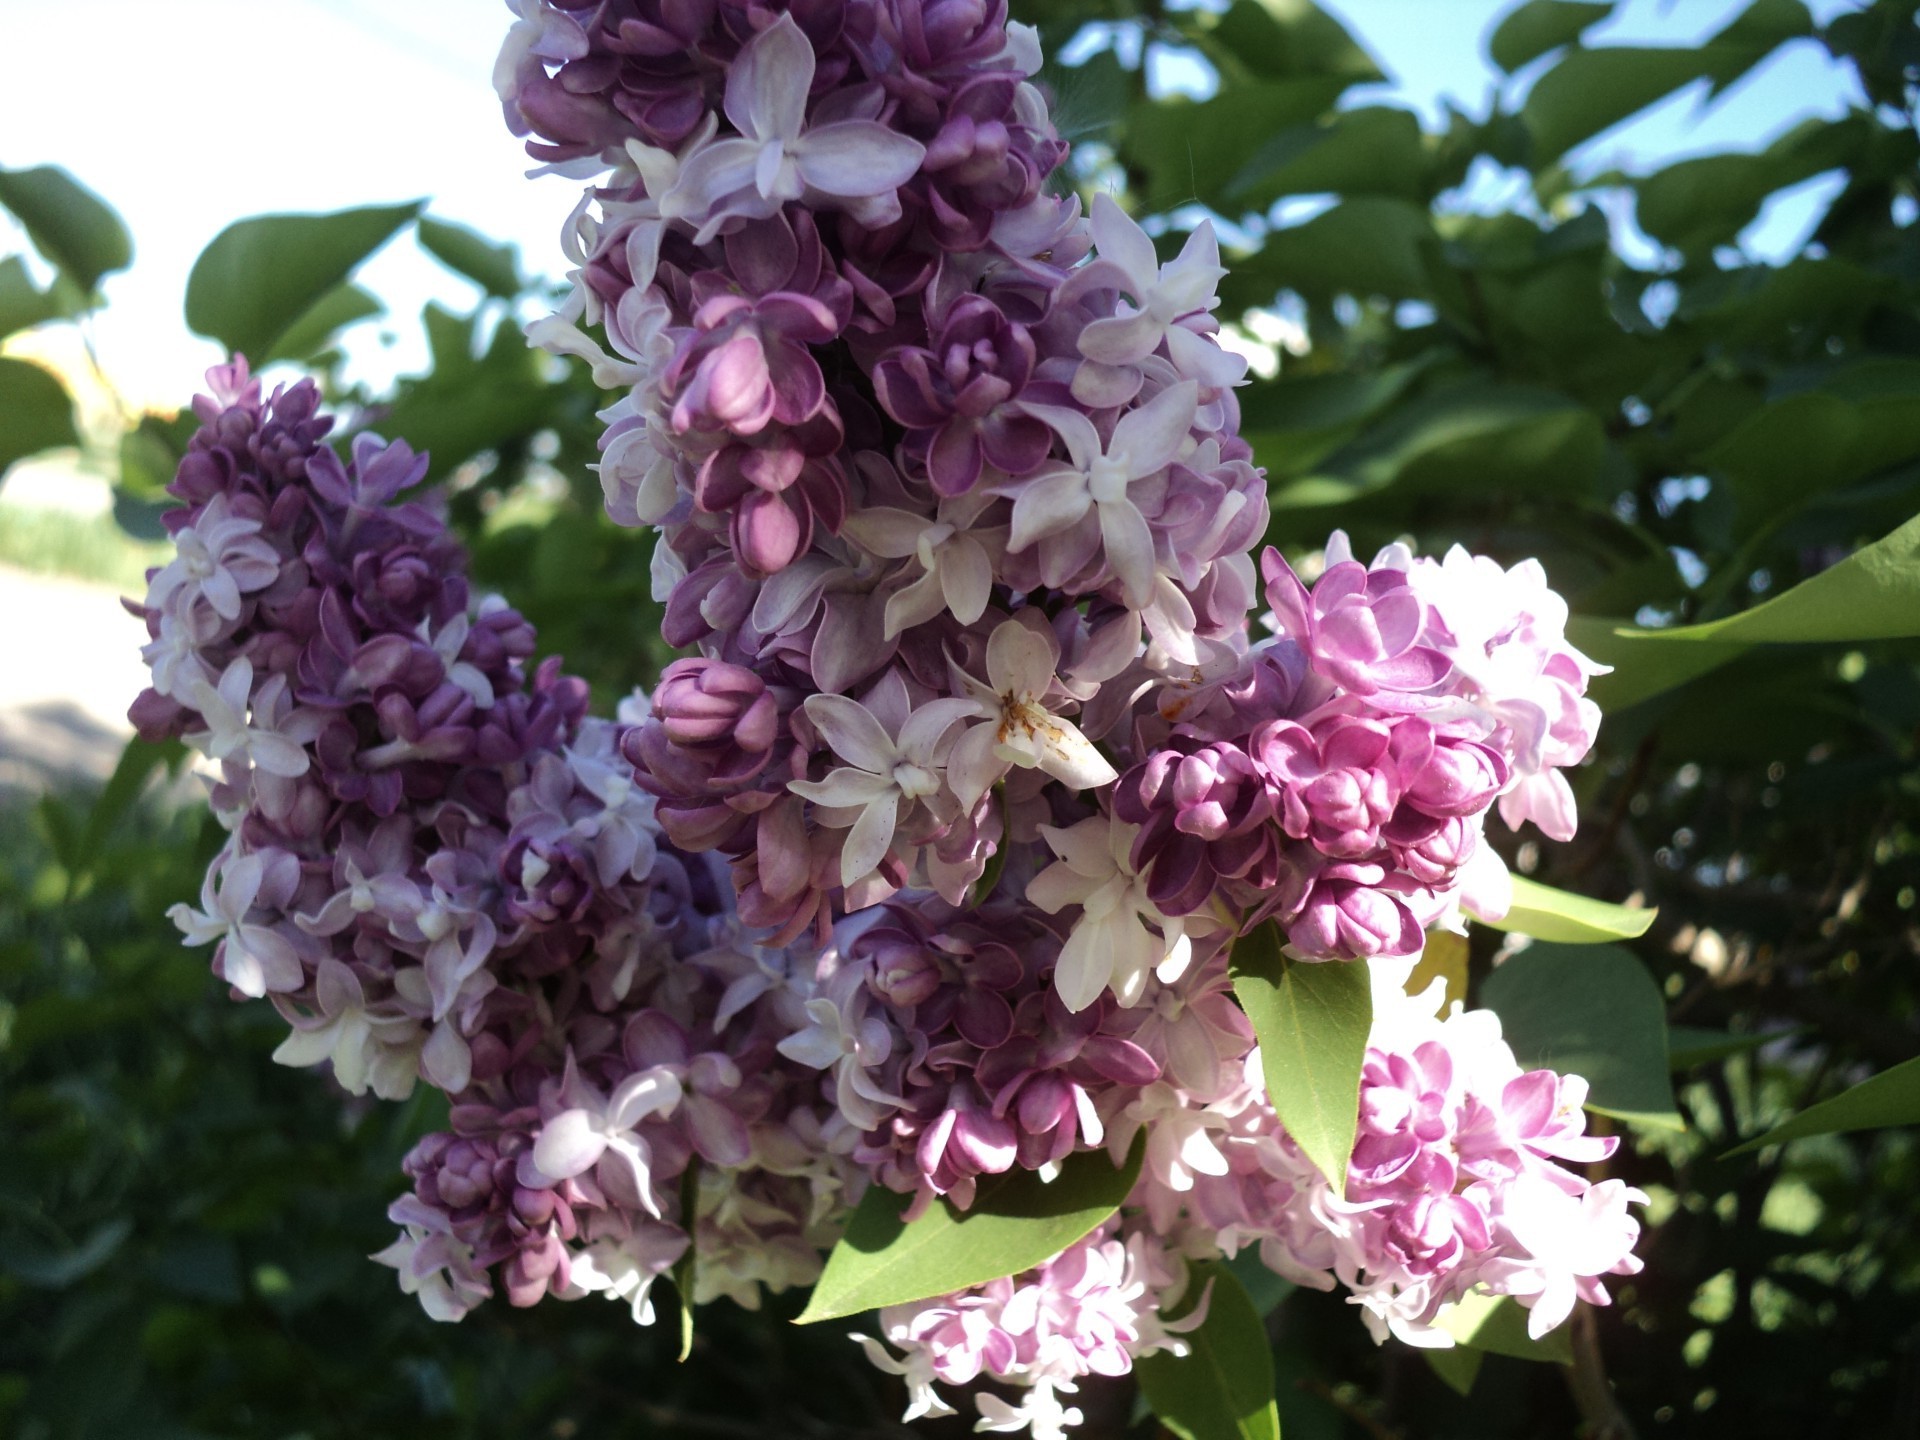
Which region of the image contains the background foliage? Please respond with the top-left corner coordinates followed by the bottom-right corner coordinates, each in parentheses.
top-left (3, 0), bottom-right (1918, 1435)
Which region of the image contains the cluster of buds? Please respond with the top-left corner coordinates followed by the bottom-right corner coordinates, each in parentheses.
top-left (129, 3), bottom-right (1642, 1435)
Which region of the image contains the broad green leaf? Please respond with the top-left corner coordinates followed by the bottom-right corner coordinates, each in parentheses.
top-left (0, 255), bottom-right (64, 339)
top-left (418, 216), bottom-right (521, 299)
top-left (1724, 1055), bottom-right (1920, 1156)
top-left (1257, 196), bottom-right (1434, 300)
top-left (1199, 0), bottom-right (1382, 84)
top-left (1227, 106), bottom-right (1425, 204)
top-left (1272, 382), bottom-right (1605, 510)
top-left (1225, 1248), bottom-right (1296, 1319)
top-left (1636, 118), bottom-right (1863, 260)
top-left (186, 201), bottom-right (421, 361)
top-left (1479, 874), bottom-right (1656, 943)
top-left (1432, 1291), bottom-right (1574, 1364)
top-left (0, 1217), bottom-right (133, 1289)
top-left (1135, 1261), bottom-right (1281, 1440)
top-left (1522, 2), bottom-right (1810, 164)
top-left (0, 164), bottom-right (131, 296)
top-left (1667, 1025), bottom-right (1789, 1069)
top-left (1480, 942), bottom-right (1681, 1129)
top-left (1488, 0), bottom-right (1613, 73)
top-left (1123, 82), bottom-right (1353, 214)
top-left (1571, 509), bottom-right (1920, 709)
top-left (1424, 1343), bottom-right (1484, 1396)
top-left (263, 282), bottom-right (383, 365)
top-left (378, 314), bottom-right (555, 482)
top-left (796, 1140), bottom-right (1144, 1323)
top-left (1230, 921), bottom-right (1372, 1190)
top-left (1407, 928), bottom-right (1469, 1012)
top-left (0, 355), bottom-right (79, 478)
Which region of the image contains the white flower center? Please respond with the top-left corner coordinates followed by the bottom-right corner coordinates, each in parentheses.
top-left (1089, 453), bottom-right (1131, 504)
top-left (892, 760), bottom-right (939, 799)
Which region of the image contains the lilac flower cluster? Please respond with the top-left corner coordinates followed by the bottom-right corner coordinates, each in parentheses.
top-left (129, 2), bottom-right (1643, 1431)
top-left (134, 361), bottom-right (863, 1327)
top-left (482, 0), bottom-right (1640, 1430)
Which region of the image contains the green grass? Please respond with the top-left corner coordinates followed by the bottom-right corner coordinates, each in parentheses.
top-left (0, 503), bottom-right (168, 591)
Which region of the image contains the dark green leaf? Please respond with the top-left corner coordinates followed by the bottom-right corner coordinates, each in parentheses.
top-left (79, 737), bottom-right (185, 874)
top-left (1202, 0), bottom-right (1382, 83)
top-left (1135, 1261), bottom-right (1281, 1440)
top-left (1488, 0), bottom-right (1613, 73)
top-left (1230, 921), bottom-right (1372, 1190)
top-left (1228, 106), bottom-right (1426, 204)
top-left (1635, 118), bottom-right (1862, 260)
top-left (185, 202), bottom-right (421, 361)
top-left (1478, 874), bottom-right (1656, 943)
top-left (796, 1140), bottom-right (1144, 1323)
top-left (1225, 1247), bottom-right (1296, 1319)
top-left (0, 355), bottom-right (78, 478)
top-left (1122, 81), bottom-right (1353, 213)
top-left (1481, 943), bottom-right (1681, 1129)
top-left (0, 165), bottom-right (131, 296)
top-left (1724, 1055), bottom-right (1920, 1156)
top-left (418, 216), bottom-right (522, 299)
top-left (1666, 1025), bottom-right (1788, 1069)
top-left (0, 1218), bottom-right (132, 1289)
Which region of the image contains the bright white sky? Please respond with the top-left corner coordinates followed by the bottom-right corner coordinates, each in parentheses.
top-left (0, 0), bottom-right (1867, 419)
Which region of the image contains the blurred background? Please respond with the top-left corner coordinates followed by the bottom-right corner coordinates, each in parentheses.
top-left (2, 0), bottom-right (1917, 1436)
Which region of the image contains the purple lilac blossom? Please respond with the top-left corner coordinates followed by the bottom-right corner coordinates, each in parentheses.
top-left (130, 2), bottom-right (1640, 1431)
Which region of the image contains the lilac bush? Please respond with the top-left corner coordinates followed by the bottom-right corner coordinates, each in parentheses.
top-left (130, 0), bottom-right (1647, 1431)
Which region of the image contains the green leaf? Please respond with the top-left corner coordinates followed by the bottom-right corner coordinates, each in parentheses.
top-left (1480, 942), bottom-right (1681, 1129)
top-left (79, 738), bottom-right (186, 881)
top-left (1227, 106), bottom-right (1426, 204)
top-left (1424, 1343), bottom-right (1484, 1396)
top-left (0, 355), bottom-right (79, 479)
top-left (1488, 0), bottom-right (1613, 73)
top-left (1256, 197), bottom-right (1435, 301)
top-left (1200, 0), bottom-right (1383, 84)
top-left (1273, 382), bottom-right (1604, 509)
top-left (1431, 1291), bottom-right (1574, 1364)
top-left (1135, 1261), bottom-right (1281, 1440)
top-left (1225, 1248), bottom-right (1296, 1319)
top-left (1521, 2), bottom-right (1811, 165)
top-left (1666, 1025), bottom-right (1787, 1069)
top-left (0, 1218), bottom-right (133, 1289)
top-left (1478, 874), bottom-right (1655, 943)
top-left (418, 216), bottom-right (521, 299)
top-left (1122, 81), bottom-right (1353, 214)
top-left (1572, 509), bottom-right (1920, 709)
top-left (186, 202), bottom-right (421, 361)
top-left (0, 164), bottom-right (132, 296)
top-left (1723, 1055), bottom-right (1920, 1156)
top-left (1230, 922), bottom-right (1372, 1190)
top-left (0, 255), bottom-right (64, 340)
top-left (1635, 117), bottom-right (1862, 260)
top-left (796, 1140), bottom-right (1144, 1324)
top-left (263, 282), bottom-right (383, 365)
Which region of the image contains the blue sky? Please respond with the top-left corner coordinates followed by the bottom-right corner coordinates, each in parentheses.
top-left (0, 0), bottom-right (1869, 414)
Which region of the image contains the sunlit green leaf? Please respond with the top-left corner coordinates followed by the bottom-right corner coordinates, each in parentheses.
top-left (1478, 875), bottom-right (1656, 943)
top-left (0, 164), bottom-right (131, 296)
top-left (418, 216), bottom-right (521, 299)
top-left (1135, 1261), bottom-right (1281, 1440)
top-left (796, 1140), bottom-right (1144, 1324)
top-left (0, 255), bottom-right (64, 340)
top-left (1724, 1055), bottom-right (1920, 1156)
top-left (1432, 1291), bottom-right (1574, 1364)
top-left (0, 355), bottom-right (78, 479)
top-left (263, 282), bottom-right (383, 365)
top-left (1230, 921), bottom-right (1372, 1190)
top-left (186, 202), bottom-right (421, 361)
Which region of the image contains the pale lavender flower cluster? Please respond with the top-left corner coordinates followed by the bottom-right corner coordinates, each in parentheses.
top-left (134, 362), bottom-right (863, 1327)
